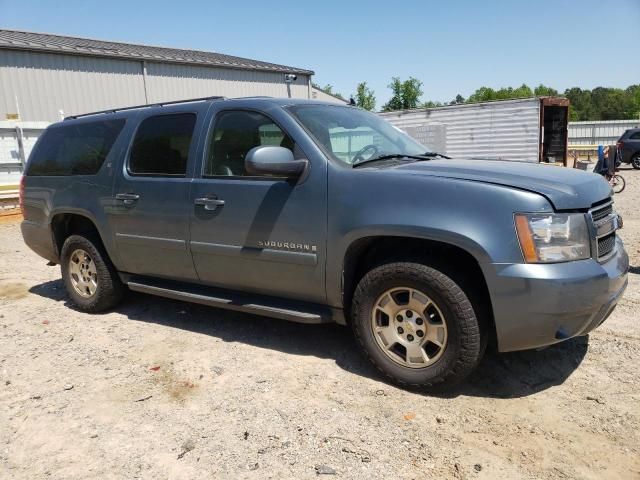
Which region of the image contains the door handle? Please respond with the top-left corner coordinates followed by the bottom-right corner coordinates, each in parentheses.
top-left (115, 193), bottom-right (140, 205)
top-left (194, 197), bottom-right (225, 211)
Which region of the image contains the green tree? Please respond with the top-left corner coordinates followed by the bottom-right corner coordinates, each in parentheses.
top-left (627, 85), bottom-right (640, 118)
top-left (564, 87), bottom-right (591, 121)
top-left (382, 77), bottom-right (404, 111)
top-left (510, 84), bottom-right (534, 98)
top-left (422, 100), bottom-right (444, 108)
top-left (564, 85), bottom-right (640, 120)
top-left (355, 82), bottom-right (376, 111)
top-left (467, 84), bottom-right (534, 103)
top-left (401, 77), bottom-right (423, 110)
top-left (376, 81), bottom-right (639, 120)
top-left (382, 77), bottom-right (424, 111)
top-left (534, 84), bottom-right (559, 97)
top-left (467, 86), bottom-right (497, 103)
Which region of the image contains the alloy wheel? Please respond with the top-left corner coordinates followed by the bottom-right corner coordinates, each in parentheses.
top-left (371, 287), bottom-right (448, 368)
top-left (68, 249), bottom-right (98, 298)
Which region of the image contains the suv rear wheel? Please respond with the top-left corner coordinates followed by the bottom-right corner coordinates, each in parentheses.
top-left (60, 235), bottom-right (124, 312)
top-left (351, 261), bottom-right (484, 390)
top-left (631, 153), bottom-right (640, 170)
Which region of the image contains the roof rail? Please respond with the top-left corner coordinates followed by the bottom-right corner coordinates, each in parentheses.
top-left (64, 96), bottom-right (226, 120)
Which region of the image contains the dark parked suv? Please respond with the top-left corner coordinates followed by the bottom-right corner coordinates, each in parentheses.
top-left (617, 128), bottom-right (640, 169)
top-left (20, 97), bottom-right (628, 390)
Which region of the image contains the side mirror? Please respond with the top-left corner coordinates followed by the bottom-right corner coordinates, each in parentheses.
top-left (245, 146), bottom-right (308, 179)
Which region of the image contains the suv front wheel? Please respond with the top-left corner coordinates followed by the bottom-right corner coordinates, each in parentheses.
top-left (60, 234), bottom-right (124, 312)
top-left (351, 261), bottom-right (484, 390)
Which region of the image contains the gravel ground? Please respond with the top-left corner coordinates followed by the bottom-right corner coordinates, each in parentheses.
top-left (1, 168), bottom-right (639, 479)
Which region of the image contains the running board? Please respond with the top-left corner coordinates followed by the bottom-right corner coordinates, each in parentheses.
top-left (126, 278), bottom-right (333, 325)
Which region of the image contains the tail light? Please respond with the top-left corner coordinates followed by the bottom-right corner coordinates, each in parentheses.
top-left (617, 140), bottom-right (624, 150)
top-left (19, 175), bottom-right (25, 212)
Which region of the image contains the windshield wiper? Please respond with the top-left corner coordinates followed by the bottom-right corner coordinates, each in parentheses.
top-left (420, 151), bottom-right (451, 159)
top-left (352, 151), bottom-right (449, 168)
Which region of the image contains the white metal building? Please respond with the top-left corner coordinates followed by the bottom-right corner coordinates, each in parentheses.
top-left (0, 29), bottom-right (314, 122)
top-left (310, 86), bottom-right (349, 105)
top-left (0, 29), bottom-right (316, 184)
top-left (568, 120), bottom-right (640, 146)
top-left (380, 97), bottom-right (570, 164)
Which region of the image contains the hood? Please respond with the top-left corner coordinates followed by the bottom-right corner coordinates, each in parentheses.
top-left (388, 159), bottom-right (612, 210)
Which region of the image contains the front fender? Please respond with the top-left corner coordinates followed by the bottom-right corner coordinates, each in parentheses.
top-left (326, 169), bottom-right (553, 307)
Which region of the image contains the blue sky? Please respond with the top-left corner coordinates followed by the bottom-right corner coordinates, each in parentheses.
top-left (2, 0), bottom-right (639, 107)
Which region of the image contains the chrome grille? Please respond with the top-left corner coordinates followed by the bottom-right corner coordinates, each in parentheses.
top-left (591, 203), bottom-right (613, 222)
top-left (598, 233), bottom-right (616, 258)
top-left (589, 198), bottom-right (618, 261)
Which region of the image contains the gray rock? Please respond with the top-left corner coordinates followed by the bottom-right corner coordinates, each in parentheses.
top-left (315, 465), bottom-right (336, 475)
top-left (177, 439), bottom-right (195, 459)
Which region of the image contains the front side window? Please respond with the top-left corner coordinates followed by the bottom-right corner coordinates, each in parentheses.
top-left (205, 110), bottom-right (295, 176)
top-left (129, 113), bottom-right (196, 176)
top-left (27, 119), bottom-right (125, 176)
top-left (287, 105), bottom-right (429, 165)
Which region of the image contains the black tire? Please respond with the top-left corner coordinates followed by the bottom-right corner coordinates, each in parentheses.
top-left (60, 234), bottom-right (124, 312)
top-left (631, 153), bottom-right (640, 170)
top-left (351, 262), bottom-right (483, 390)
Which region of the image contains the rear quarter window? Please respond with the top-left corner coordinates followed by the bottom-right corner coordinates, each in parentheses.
top-left (27, 119), bottom-right (125, 176)
top-left (128, 113), bottom-right (196, 176)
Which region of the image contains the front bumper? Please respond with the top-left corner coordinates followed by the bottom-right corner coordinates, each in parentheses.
top-left (483, 237), bottom-right (629, 352)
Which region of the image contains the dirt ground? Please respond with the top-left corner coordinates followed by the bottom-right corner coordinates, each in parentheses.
top-left (1, 169), bottom-right (639, 480)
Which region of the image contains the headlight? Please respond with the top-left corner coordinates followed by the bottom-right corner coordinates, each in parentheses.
top-left (515, 213), bottom-right (590, 263)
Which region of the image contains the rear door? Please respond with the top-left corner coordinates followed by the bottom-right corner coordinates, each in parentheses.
top-left (188, 105), bottom-right (327, 303)
top-left (110, 106), bottom-right (207, 281)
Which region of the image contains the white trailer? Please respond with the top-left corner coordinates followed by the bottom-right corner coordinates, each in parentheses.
top-left (0, 121), bottom-right (49, 186)
top-left (380, 97), bottom-right (570, 165)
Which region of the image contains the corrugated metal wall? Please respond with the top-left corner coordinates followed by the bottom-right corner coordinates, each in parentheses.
top-left (310, 87), bottom-right (349, 104)
top-left (0, 50), bottom-right (147, 121)
top-left (0, 49), bottom-right (311, 122)
top-left (145, 62), bottom-right (309, 103)
top-left (380, 98), bottom-right (541, 162)
top-left (568, 120), bottom-right (640, 146)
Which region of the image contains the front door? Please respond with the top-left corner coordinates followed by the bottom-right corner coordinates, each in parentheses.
top-left (111, 110), bottom-right (201, 280)
top-left (188, 108), bottom-right (327, 303)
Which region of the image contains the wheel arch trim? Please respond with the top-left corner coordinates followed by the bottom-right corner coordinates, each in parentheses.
top-left (49, 208), bottom-right (121, 268)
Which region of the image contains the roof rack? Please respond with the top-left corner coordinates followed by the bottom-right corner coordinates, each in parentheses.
top-left (64, 96), bottom-right (226, 120)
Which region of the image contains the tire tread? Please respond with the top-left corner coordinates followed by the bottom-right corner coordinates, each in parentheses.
top-left (60, 234), bottom-right (124, 312)
top-left (351, 261), bottom-right (482, 390)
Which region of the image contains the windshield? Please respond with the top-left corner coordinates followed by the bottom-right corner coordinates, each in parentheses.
top-left (287, 105), bottom-right (430, 165)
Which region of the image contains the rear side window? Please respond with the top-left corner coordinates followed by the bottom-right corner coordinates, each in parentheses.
top-left (629, 131), bottom-right (640, 140)
top-left (27, 120), bottom-right (125, 176)
top-left (129, 113), bottom-right (196, 176)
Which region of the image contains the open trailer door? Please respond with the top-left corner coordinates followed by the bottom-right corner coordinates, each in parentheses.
top-left (539, 97), bottom-right (570, 165)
